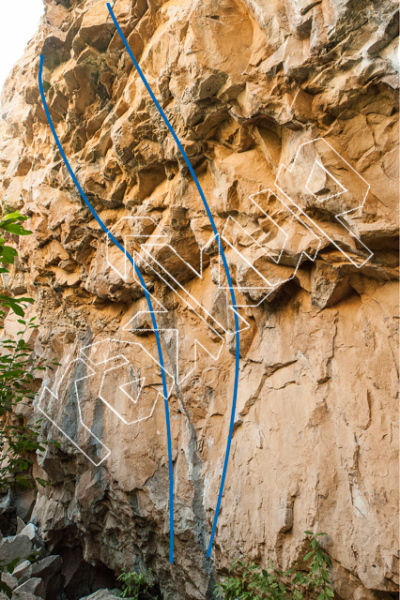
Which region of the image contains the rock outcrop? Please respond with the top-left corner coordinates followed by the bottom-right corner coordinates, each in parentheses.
top-left (0, 512), bottom-right (117, 600)
top-left (0, 0), bottom-right (398, 599)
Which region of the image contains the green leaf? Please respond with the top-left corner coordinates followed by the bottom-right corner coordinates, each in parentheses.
top-left (6, 557), bottom-right (20, 574)
top-left (8, 302), bottom-right (24, 317)
top-left (35, 477), bottom-right (49, 488)
top-left (322, 571), bottom-right (330, 582)
top-left (0, 246), bottom-right (18, 264)
top-left (326, 587), bottom-right (334, 597)
top-left (0, 212), bottom-right (28, 223)
top-left (1, 222), bottom-right (31, 235)
top-left (0, 580), bottom-right (12, 599)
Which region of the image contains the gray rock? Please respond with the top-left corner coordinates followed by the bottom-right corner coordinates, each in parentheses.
top-left (0, 491), bottom-right (12, 516)
top-left (13, 560), bottom-right (32, 580)
top-left (16, 518), bottom-right (26, 534)
top-left (6, 595), bottom-right (41, 600)
top-left (18, 554), bottom-right (63, 585)
top-left (15, 491), bottom-right (35, 523)
top-left (0, 535), bottom-right (32, 564)
top-left (19, 525), bottom-right (39, 543)
top-left (80, 590), bottom-right (121, 600)
top-left (1, 571), bottom-right (18, 590)
top-left (31, 555), bottom-right (62, 580)
top-left (13, 578), bottom-right (45, 600)
top-left (0, 594), bottom-right (41, 600)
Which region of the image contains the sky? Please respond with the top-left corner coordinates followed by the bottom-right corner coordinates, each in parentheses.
top-left (0, 0), bottom-right (44, 91)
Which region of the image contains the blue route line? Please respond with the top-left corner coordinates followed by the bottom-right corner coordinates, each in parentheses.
top-left (38, 54), bottom-right (175, 564)
top-left (106, 4), bottom-right (240, 557)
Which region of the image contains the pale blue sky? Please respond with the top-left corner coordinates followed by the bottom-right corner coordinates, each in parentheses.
top-left (0, 0), bottom-right (44, 90)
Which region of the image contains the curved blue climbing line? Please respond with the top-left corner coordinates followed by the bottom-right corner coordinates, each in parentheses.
top-left (106, 4), bottom-right (241, 557)
top-left (38, 55), bottom-right (175, 564)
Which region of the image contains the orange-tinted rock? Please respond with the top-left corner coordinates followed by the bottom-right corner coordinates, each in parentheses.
top-left (0, 0), bottom-right (398, 599)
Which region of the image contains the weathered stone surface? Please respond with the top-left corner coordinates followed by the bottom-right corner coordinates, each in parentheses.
top-left (17, 554), bottom-right (62, 585)
top-left (13, 560), bottom-right (32, 581)
top-left (0, 536), bottom-right (32, 565)
top-left (0, 0), bottom-right (398, 599)
top-left (0, 594), bottom-right (42, 600)
top-left (15, 490), bottom-right (36, 524)
top-left (80, 591), bottom-right (120, 600)
top-left (16, 519), bottom-right (26, 535)
top-left (1, 572), bottom-right (18, 591)
top-left (19, 525), bottom-right (40, 544)
top-left (31, 554), bottom-right (62, 581)
top-left (13, 578), bottom-right (45, 600)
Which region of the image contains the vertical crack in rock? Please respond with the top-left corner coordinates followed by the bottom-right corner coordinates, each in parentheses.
top-left (160, 321), bottom-right (218, 598)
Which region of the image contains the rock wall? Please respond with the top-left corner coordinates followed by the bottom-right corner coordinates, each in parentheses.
top-left (0, 0), bottom-right (398, 598)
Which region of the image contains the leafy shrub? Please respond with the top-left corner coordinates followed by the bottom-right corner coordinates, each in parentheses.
top-left (0, 211), bottom-right (57, 491)
top-left (0, 210), bottom-right (61, 597)
top-left (216, 532), bottom-right (334, 600)
top-left (0, 212), bottom-right (32, 317)
top-left (117, 568), bottom-right (159, 600)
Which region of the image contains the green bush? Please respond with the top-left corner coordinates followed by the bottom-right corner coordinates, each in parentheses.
top-left (117, 568), bottom-right (159, 600)
top-left (216, 532), bottom-right (334, 600)
top-left (0, 211), bottom-right (57, 492)
top-left (0, 211), bottom-right (61, 598)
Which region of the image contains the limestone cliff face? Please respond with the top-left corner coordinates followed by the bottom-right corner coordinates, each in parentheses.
top-left (0, 0), bottom-right (398, 598)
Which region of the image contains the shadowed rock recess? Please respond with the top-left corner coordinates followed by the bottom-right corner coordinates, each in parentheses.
top-left (0, 0), bottom-right (398, 598)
